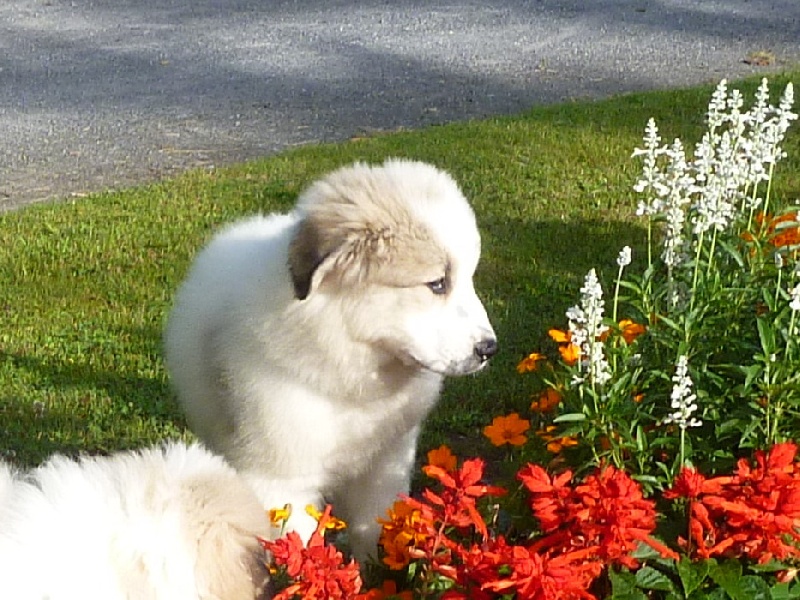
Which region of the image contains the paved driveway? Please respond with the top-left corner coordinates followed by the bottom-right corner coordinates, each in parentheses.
top-left (1, 0), bottom-right (798, 210)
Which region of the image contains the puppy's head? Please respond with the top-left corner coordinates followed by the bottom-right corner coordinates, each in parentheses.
top-left (288, 159), bottom-right (496, 376)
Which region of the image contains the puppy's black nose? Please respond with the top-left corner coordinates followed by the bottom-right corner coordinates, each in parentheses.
top-left (475, 338), bottom-right (498, 362)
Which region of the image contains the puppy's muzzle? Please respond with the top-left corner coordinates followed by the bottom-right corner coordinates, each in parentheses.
top-left (474, 337), bottom-right (498, 363)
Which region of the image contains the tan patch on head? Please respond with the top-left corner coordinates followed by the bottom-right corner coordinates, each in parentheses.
top-left (288, 165), bottom-right (449, 298)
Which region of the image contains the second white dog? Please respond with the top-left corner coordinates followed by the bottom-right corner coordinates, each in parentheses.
top-left (0, 443), bottom-right (270, 599)
top-left (164, 159), bottom-right (497, 560)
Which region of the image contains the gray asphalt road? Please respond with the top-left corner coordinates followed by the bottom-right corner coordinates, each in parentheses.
top-left (1, 0), bottom-right (798, 211)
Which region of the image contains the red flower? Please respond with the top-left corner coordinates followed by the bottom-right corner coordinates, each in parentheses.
top-left (441, 535), bottom-right (601, 600)
top-left (418, 458), bottom-right (506, 541)
top-left (666, 442), bottom-right (800, 563)
top-left (517, 464), bottom-right (575, 533)
top-left (261, 505), bottom-right (363, 599)
top-left (571, 465), bottom-right (677, 568)
top-left (357, 580), bottom-right (413, 600)
top-left (520, 464), bottom-right (678, 568)
top-left (478, 541), bottom-right (601, 600)
top-left (663, 467), bottom-right (729, 500)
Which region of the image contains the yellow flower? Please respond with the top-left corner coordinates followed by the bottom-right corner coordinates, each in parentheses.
top-left (530, 387), bottom-right (562, 413)
top-left (516, 352), bottom-right (546, 373)
top-left (305, 504), bottom-right (347, 531)
top-left (426, 444), bottom-right (457, 472)
top-left (483, 413), bottom-right (530, 447)
top-left (268, 504), bottom-right (292, 526)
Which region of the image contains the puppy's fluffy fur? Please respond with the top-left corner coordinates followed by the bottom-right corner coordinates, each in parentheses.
top-left (0, 443), bottom-right (270, 599)
top-left (164, 160), bottom-right (496, 559)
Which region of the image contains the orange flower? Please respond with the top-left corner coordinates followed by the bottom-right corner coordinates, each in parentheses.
top-left (768, 211), bottom-right (800, 248)
top-left (536, 425), bottom-right (579, 453)
top-left (377, 500), bottom-right (432, 570)
top-left (558, 343), bottom-right (581, 366)
top-left (483, 413), bottom-right (530, 447)
top-left (746, 211), bottom-right (800, 249)
top-left (426, 444), bottom-right (457, 472)
top-left (516, 352), bottom-right (546, 373)
top-left (548, 328), bottom-right (570, 343)
top-left (530, 387), bottom-right (562, 413)
top-left (618, 319), bottom-right (647, 344)
top-left (548, 328), bottom-right (582, 365)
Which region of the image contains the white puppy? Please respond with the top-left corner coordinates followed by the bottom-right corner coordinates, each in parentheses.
top-left (0, 443), bottom-right (270, 599)
top-left (164, 159), bottom-right (497, 560)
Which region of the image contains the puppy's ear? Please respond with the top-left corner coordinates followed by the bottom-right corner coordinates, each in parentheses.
top-left (289, 213), bottom-right (395, 300)
top-left (289, 201), bottom-right (408, 299)
top-left (288, 215), bottom-right (346, 300)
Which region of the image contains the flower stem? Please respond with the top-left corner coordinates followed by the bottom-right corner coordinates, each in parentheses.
top-left (705, 229), bottom-right (718, 278)
top-left (762, 161), bottom-right (776, 218)
top-left (691, 229), bottom-right (705, 310)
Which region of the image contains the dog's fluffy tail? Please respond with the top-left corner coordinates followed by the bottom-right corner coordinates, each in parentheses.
top-left (0, 461), bottom-right (16, 507)
top-left (0, 444), bottom-right (272, 600)
top-left (179, 467), bottom-right (273, 599)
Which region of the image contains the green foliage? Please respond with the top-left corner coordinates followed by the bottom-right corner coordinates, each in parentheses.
top-left (606, 557), bottom-right (800, 600)
top-left (0, 73), bottom-right (797, 479)
top-left (514, 78), bottom-right (800, 490)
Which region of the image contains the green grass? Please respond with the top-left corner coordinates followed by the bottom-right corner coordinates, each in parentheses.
top-left (2, 73), bottom-right (799, 467)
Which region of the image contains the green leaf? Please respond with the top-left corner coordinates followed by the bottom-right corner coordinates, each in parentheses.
top-left (631, 474), bottom-right (663, 487)
top-left (757, 316), bottom-right (777, 355)
top-left (734, 576), bottom-right (771, 600)
top-left (749, 559), bottom-right (791, 573)
top-left (619, 280), bottom-right (644, 294)
top-left (655, 314), bottom-right (683, 333)
top-left (609, 568), bottom-right (638, 593)
top-left (771, 581), bottom-right (800, 600)
top-left (552, 412), bottom-right (587, 423)
top-left (740, 363), bottom-right (765, 389)
top-left (677, 558), bottom-right (711, 597)
top-left (609, 568), bottom-right (648, 600)
top-left (636, 565), bottom-right (677, 593)
top-left (708, 560), bottom-right (768, 600)
top-left (718, 238), bottom-right (746, 268)
top-left (692, 588), bottom-right (730, 600)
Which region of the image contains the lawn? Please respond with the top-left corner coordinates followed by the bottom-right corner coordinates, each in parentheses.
top-left (1, 72), bottom-right (798, 468)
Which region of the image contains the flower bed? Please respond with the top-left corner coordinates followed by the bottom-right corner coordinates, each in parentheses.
top-left (263, 79), bottom-right (799, 599)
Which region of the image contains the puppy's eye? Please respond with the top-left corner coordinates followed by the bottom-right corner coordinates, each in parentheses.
top-left (426, 277), bottom-right (447, 295)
